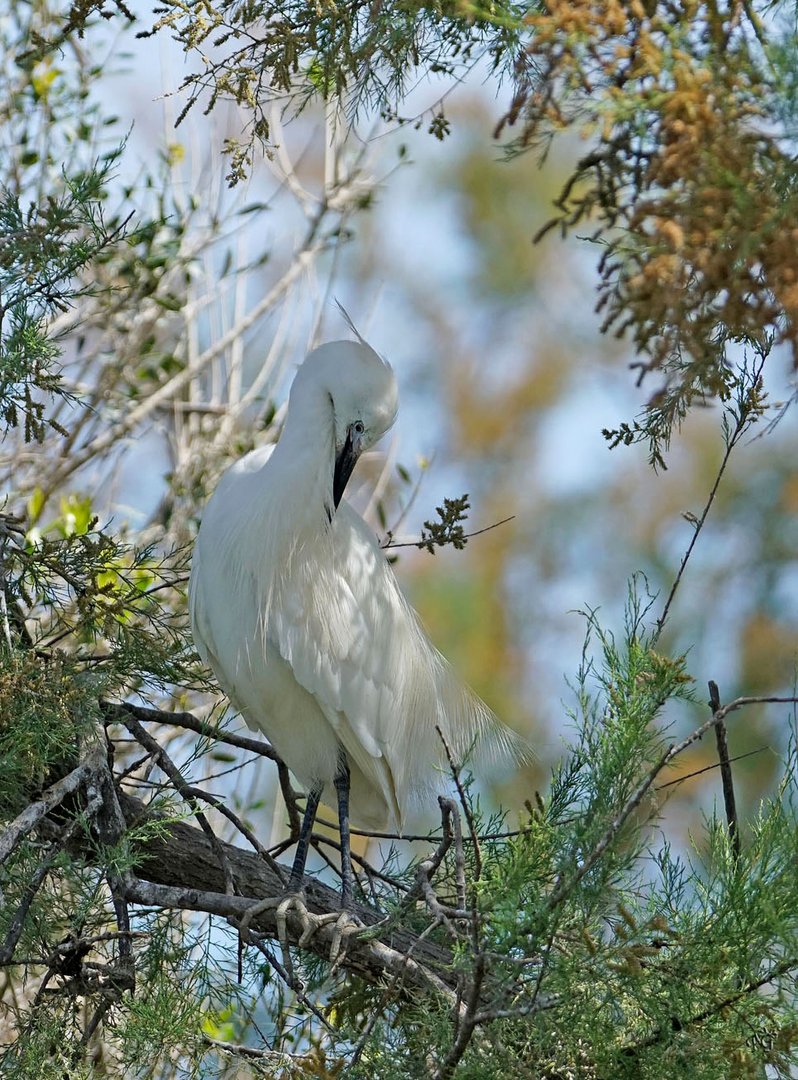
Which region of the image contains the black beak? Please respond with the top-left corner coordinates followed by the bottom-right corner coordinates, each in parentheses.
top-left (333, 429), bottom-right (359, 509)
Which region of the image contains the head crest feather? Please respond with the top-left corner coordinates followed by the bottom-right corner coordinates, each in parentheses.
top-left (335, 300), bottom-right (369, 348)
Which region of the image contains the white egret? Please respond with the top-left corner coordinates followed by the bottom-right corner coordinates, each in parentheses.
top-left (189, 338), bottom-right (522, 907)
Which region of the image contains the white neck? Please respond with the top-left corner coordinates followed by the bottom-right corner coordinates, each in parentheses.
top-left (269, 373), bottom-right (336, 529)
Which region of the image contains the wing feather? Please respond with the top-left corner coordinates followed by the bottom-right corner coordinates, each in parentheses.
top-left (267, 502), bottom-right (523, 827)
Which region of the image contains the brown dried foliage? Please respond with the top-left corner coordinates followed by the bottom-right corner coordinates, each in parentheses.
top-left (502, 0), bottom-right (798, 417)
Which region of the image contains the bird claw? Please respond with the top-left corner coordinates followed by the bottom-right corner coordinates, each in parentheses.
top-left (275, 895), bottom-right (365, 978)
top-left (276, 893), bottom-right (357, 984)
top-left (328, 909), bottom-right (364, 972)
top-left (238, 892), bottom-right (365, 987)
top-left (276, 893), bottom-right (313, 946)
top-left (238, 895), bottom-right (280, 945)
top-left (274, 893), bottom-right (312, 987)
top-left (274, 891), bottom-right (338, 943)
top-left (236, 893), bottom-right (313, 990)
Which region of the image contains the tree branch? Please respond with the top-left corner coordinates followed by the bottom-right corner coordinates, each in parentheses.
top-left (113, 792), bottom-right (458, 999)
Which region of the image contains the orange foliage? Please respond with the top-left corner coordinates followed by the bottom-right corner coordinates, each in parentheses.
top-left (500, 0), bottom-right (798, 439)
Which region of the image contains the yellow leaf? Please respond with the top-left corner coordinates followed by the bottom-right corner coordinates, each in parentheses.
top-left (32, 62), bottom-right (59, 102)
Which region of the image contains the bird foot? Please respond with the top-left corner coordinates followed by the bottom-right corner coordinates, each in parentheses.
top-left (327, 909), bottom-right (364, 973)
top-left (274, 895), bottom-right (366, 980)
top-left (276, 892), bottom-right (340, 947)
top-left (238, 892), bottom-right (365, 986)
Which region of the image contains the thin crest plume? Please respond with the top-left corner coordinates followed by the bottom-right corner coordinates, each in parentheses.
top-left (334, 300), bottom-right (392, 371)
top-left (334, 299), bottom-right (367, 345)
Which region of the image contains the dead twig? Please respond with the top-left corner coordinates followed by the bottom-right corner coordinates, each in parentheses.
top-left (0, 746), bottom-right (106, 865)
top-left (708, 680), bottom-right (740, 860)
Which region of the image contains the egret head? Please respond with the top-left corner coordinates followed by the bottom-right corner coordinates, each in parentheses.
top-left (291, 340), bottom-right (398, 509)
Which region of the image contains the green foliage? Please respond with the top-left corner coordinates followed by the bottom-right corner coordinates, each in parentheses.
top-left (115, 916), bottom-right (206, 1068)
top-left (604, 341), bottom-right (769, 469)
top-left (19, 0), bottom-right (792, 462)
top-left (0, 507), bottom-right (199, 696)
top-left (131, 0), bottom-right (529, 184)
top-left (0, 651), bottom-right (100, 815)
top-left (0, 148), bottom-right (132, 442)
top-left (0, 3), bottom-right (199, 464)
top-left (336, 594), bottom-right (798, 1077)
top-left (0, 1), bottom-right (136, 443)
top-left (1, 0), bottom-right (797, 1076)
top-left (419, 493), bottom-right (471, 554)
top-left (505, 0), bottom-right (798, 461)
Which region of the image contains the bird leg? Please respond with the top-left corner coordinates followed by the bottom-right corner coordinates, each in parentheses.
top-left (334, 756), bottom-right (356, 911)
top-left (239, 782), bottom-right (322, 951)
top-left (238, 775), bottom-right (365, 984)
top-left (274, 785), bottom-right (326, 986)
top-left (286, 784), bottom-right (322, 894)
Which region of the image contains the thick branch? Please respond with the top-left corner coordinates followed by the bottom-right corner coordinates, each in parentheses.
top-left (115, 793), bottom-right (457, 998)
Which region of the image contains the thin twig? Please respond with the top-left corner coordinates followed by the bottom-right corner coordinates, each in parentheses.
top-left (433, 952), bottom-right (486, 1080)
top-left (656, 746), bottom-right (767, 791)
top-left (116, 711), bottom-right (237, 896)
top-left (445, 798), bottom-right (467, 913)
top-left (236, 931), bottom-right (334, 1031)
top-left (436, 727), bottom-right (482, 881)
top-left (347, 972), bottom-right (404, 1071)
top-left (381, 516), bottom-right (515, 551)
top-left (102, 701), bottom-right (281, 763)
top-left (708, 680), bottom-right (740, 860)
top-left (313, 814), bottom-right (531, 843)
top-left (654, 359), bottom-right (765, 641)
top-left (313, 834), bottom-right (409, 892)
top-left (203, 1035), bottom-right (317, 1064)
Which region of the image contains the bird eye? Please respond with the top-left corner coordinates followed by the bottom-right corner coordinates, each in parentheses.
top-left (353, 420), bottom-right (365, 436)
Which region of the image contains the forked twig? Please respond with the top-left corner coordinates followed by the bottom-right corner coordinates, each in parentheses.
top-left (117, 712), bottom-right (238, 895)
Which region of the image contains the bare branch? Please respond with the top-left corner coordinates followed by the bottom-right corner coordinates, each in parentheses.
top-left (115, 711), bottom-right (238, 895)
top-left (101, 701), bottom-right (281, 764)
top-left (708, 680), bottom-right (740, 860)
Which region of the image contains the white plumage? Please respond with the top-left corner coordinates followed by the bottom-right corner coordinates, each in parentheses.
top-left (189, 339), bottom-right (521, 897)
